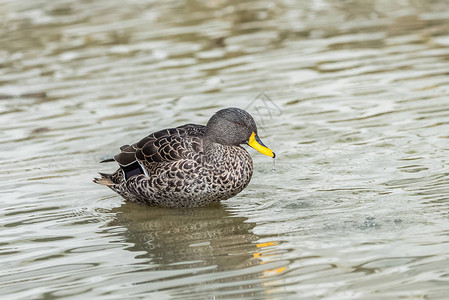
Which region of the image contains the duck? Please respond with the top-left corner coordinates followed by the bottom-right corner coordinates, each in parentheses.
top-left (94, 107), bottom-right (275, 207)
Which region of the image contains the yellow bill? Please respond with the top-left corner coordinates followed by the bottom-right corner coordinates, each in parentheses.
top-left (247, 132), bottom-right (276, 158)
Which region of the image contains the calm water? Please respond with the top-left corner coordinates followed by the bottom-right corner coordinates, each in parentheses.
top-left (1, 0), bottom-right (449, 299)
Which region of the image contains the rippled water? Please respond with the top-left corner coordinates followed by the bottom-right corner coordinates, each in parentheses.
top-left (2, 0), bottom-right (449, 299)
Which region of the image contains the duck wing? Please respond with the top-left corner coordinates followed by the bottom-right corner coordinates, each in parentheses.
top-left (112, 124), bottom-right (205, 179)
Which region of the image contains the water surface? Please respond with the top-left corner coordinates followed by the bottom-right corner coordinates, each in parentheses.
top-left (1, 0), bottom-right (449, 299)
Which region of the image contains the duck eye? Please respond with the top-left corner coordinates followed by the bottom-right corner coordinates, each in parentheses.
top-left (237, 122), bottom-right (243, 126)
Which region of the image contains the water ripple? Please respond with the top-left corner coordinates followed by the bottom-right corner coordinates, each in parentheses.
top-left (2, 0), bottom-right (449, 299)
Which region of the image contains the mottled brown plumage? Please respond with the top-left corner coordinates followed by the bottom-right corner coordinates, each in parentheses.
top-left (94, 108), bottom-right (274, 207)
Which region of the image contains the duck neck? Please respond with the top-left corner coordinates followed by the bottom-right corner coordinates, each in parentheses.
top-left (203, 138), bottom-right (231, 163)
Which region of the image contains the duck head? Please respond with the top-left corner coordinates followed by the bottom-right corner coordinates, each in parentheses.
top-left (205, 107), bottom-right (275, 158)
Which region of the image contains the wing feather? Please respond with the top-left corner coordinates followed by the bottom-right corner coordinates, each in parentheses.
top-left (113, 124), bottom-right (205, 168)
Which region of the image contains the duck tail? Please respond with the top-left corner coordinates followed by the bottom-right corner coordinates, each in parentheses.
top-left (93, 172), bottom-right (115, 186)
top-left (100, 158), bottom-right (114, 163)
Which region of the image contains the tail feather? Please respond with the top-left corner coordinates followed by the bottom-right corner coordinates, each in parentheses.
top-left (93, 172), bottom-right (115, 186)
top-left (100, 158), bottom-right (115, 163)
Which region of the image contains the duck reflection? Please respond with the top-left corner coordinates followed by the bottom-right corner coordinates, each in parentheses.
top-left (110, 202), bottom-right (261, 270)
top-left (108, 202), bottom-right (288, 297)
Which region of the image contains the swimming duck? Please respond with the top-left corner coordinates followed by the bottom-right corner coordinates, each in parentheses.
top-left (94, 107), bottom-right (275, 207)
